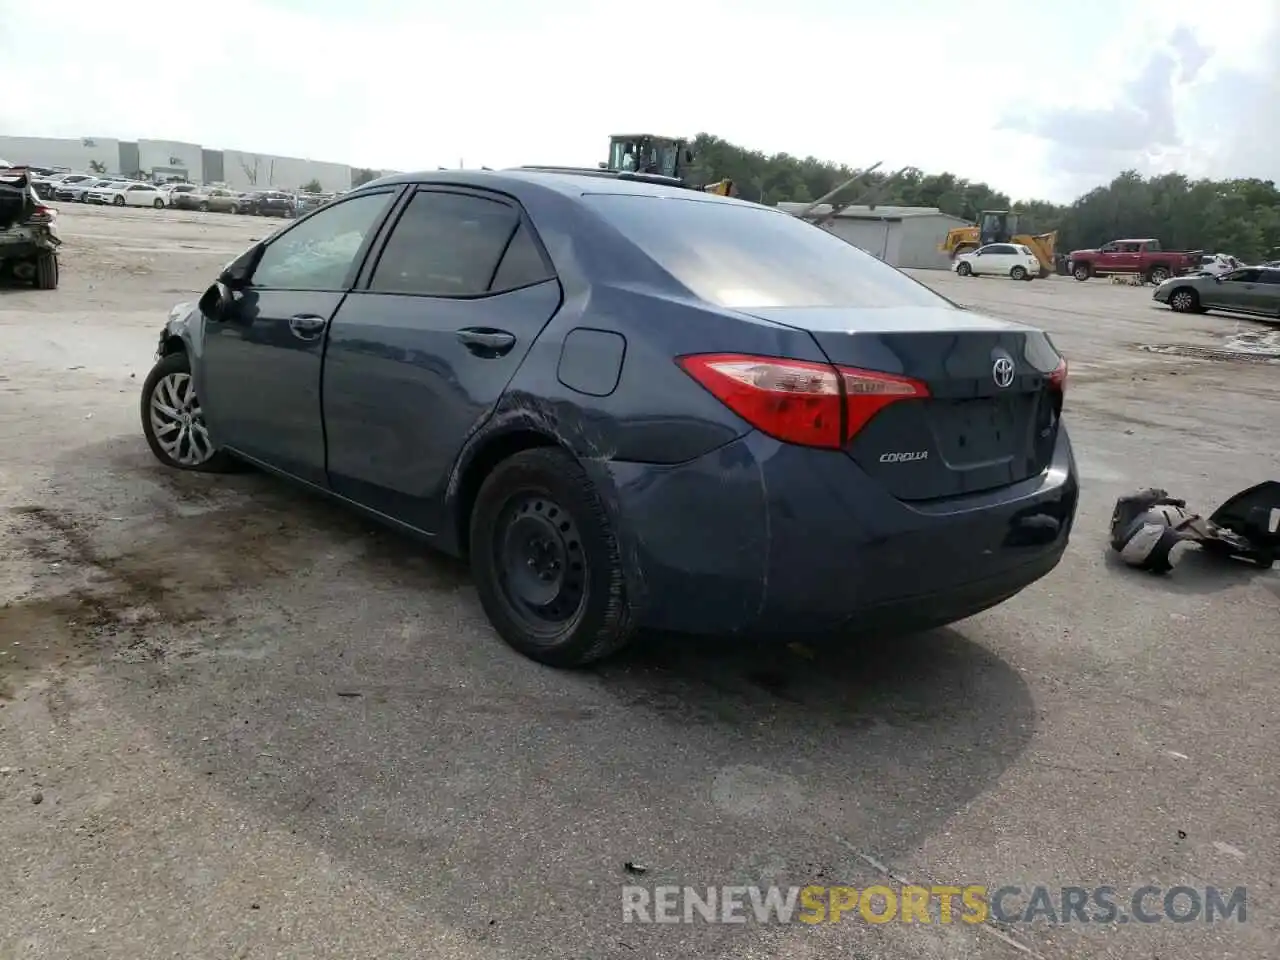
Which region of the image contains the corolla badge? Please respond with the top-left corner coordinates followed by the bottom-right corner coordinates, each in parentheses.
top-left (992, 356), bottom-right (1015, 388)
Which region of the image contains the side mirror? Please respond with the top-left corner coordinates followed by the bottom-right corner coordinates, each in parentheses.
top-left (218, 242), bottom-right (262, 289)
top-left (198, 281), bottom-right (232, 321)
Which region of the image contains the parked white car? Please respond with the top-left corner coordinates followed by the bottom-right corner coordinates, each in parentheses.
top-left (1195, 253), bottom-right (1241, 277)
top-left (91, 182), bottom-right (168, 208)
top-left (953, 243), bottom-right (1041, 281)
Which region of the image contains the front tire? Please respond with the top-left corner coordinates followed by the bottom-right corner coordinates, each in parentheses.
top-left (198, 201), bottom-right (209, 212)
top-left (153, 198), bottom-right (164, 208)
top-left (113, 195), bottom-right (125, 206)
top-left (469, 447), bottom-right (636, 667)
top-left (140, 352), bottom-right (238, 472)
top-left (1149, 266), bottom-right (1171, 284)
top-left (1168, 288), bottom-right (1201, 314)
top-left (1073, 264), bottom-right (1091, 281)
top-left (956, 262), bottom-right (973, 277)
top-left (1010, 265), bottom-right (1028, 281)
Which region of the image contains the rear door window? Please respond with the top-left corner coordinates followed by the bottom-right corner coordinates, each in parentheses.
top-left (583, 194), bottom-right (949, 309)
top-left (1226, 269), bottom-right (1261, 283)
top-left (1257, 270), bottom-right (1280, 285)
top-left (369, 190), bottom-right (533, 297)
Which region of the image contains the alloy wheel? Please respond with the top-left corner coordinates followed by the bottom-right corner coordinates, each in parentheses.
top-left (148, 372), bottom-right (215, 466)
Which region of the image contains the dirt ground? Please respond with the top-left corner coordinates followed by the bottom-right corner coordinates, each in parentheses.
top-left (1, 204), bottom-right (1277, 960)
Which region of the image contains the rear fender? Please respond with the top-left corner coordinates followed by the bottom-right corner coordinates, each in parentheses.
top-left (440, 398), bottom-right (644, 603)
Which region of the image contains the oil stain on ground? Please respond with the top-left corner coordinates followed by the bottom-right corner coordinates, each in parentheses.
top-left (1, 457), bottom-right (470, 697)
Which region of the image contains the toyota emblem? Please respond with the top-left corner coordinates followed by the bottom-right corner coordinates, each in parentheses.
top-left (992, 357), bottom-right (1015, 388)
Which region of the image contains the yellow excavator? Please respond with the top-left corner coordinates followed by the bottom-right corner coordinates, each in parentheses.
top-left (605, 134), bottom-right (735, 196)
top-left (940, 211), bottom-right (1057, 279)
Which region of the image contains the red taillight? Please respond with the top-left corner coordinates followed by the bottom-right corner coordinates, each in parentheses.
top-left (30, 205), bottom-right (55, 222)
top-left (676, 353), bottom-right (929, 450)
top-left (1048, 357), bottom-right (1067, 393)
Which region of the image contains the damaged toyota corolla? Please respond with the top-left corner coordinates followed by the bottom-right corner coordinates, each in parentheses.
top-left (139, 169), bottom-right (1078, 667)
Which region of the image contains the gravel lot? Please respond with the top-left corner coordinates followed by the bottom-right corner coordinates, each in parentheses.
top-left (1, 204), bottom-right (1277, 960)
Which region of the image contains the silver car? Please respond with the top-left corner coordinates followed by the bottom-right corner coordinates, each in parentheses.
top-left (1153, 266), bottom-right (1280, 317)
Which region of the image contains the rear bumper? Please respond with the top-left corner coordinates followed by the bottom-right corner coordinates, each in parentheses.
top-left (597, 428), bottom-right (1078, 636)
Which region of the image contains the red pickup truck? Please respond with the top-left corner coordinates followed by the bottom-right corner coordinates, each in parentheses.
top-left (1068, 239), bottom-right (1199, 284)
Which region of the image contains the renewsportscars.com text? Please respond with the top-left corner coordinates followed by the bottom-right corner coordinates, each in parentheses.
top-left (621, 884), bottom-right (1247, 925)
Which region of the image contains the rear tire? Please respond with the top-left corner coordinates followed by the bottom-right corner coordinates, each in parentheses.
top-left (33, 252), bottom-right (58, 290)
top-left (140, 352), bottom-right (239, 473)
top-left (1073, 264), bottom-right (1091, 281)
top-left (1168, 288), bottom-right (1201, 314)
top-left (1149, 266), bottom-right (1171, 284)
top-left (469, 447), bottom-right (636, 667)
top-left (113, 195), bottom-right (125, 206)
top-left (153, 198), bottom-right (164, 208)
top-left (1010, 265), bottom-right (1028, 281)
top-left (199, 201), bottom-right (209, 212)
top-left (956, 261), bottom-right (973, 277)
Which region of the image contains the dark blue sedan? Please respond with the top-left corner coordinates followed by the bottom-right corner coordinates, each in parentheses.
top-left (140, 168), bottom-right (1078, 666)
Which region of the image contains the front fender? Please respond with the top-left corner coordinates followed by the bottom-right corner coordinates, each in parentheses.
top-left (156, 302), bottom-right (211, 398)
top-left (157, 302), bottom-right (202, 357)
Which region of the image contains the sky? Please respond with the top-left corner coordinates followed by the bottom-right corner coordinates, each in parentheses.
top-left (0, 0), bottom-right (1276, 204)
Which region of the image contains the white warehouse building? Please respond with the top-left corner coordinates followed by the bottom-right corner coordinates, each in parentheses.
top-left (776, 203), bottom-right (971, 270)
top-left (0, 134), bottom-right (390, 193)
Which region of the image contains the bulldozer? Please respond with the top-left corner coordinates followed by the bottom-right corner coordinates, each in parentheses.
top-left (940, 210), bottom-right (1057, 279)
top-left (605, 134), bottom-right (735, 196)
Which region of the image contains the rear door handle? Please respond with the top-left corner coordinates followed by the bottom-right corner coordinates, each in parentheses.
top-left (457, 328), bottom-right (516, 357)
top-left (289, 314), bottom-right (328, 340)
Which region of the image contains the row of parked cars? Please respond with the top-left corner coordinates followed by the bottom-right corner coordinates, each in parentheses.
top-left (31, 171), bottom-right (338, 218)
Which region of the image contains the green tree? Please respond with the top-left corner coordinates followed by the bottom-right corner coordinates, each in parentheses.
top-left (88, 160), bottom-right (107, 174)
top-left (351, 168), bottom-right (379, 187)
top-left (301, 178), bottom-right (322, 193)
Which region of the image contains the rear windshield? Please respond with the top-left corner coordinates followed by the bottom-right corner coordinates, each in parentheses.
top-left (583, 194), bottom-right (951, 310)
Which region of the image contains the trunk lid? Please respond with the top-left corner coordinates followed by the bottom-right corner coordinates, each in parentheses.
top-left (738, 306), bottom-right (1064, 501)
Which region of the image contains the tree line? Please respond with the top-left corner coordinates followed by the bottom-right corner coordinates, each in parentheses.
top-left (685, 134), bottom-right (1280, 262)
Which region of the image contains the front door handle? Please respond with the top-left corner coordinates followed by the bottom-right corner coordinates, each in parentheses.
top-left (457, 328), bottom-right (516, 357)
top-left (289, 314), bottom-right (328, 341)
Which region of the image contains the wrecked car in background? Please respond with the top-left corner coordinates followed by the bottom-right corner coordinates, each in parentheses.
top-left (0, 166), bottom-right (60, 289)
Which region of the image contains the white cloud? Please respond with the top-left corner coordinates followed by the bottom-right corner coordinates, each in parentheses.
top-left (0, 0), bottom-right (1275, 202)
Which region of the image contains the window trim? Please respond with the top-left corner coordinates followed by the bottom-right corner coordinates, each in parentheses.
top-left (247, 186), bottom-right (403, 293)
top-left (355, 184), bottom-right (557, 300)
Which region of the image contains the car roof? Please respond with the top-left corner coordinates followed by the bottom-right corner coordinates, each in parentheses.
top-left (354, 168), bottom-right (750, 207)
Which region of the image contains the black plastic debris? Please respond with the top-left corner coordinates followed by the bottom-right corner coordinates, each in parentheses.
top-left (1110, 483), bottom-right (1280, 573)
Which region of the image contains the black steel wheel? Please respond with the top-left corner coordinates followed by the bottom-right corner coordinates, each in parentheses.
top-left (469, 447), bottom-right (636, 667)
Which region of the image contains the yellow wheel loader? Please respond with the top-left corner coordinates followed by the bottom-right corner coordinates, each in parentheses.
top-left (940, 210), bottom-right (1057, 279)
